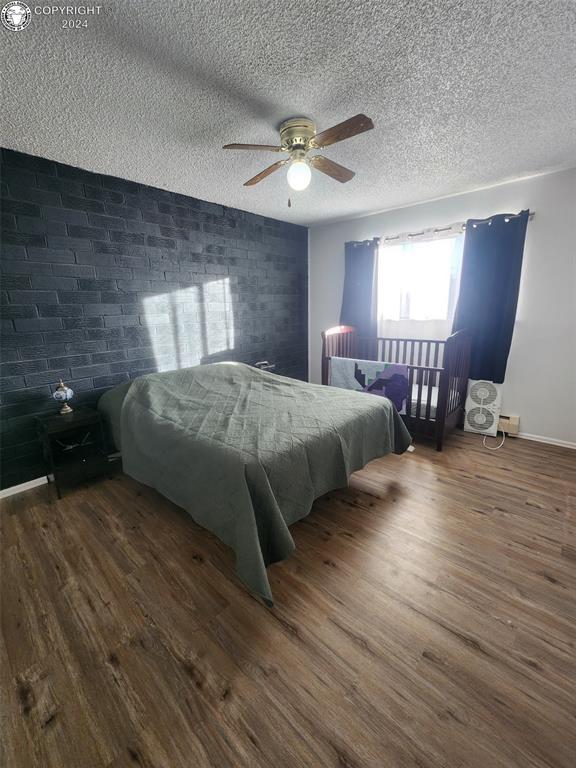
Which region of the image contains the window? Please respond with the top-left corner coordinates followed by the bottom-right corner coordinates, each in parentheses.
top-left (377, 233), bottom-right (464, 325)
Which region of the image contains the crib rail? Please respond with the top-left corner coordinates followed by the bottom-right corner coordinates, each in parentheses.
top-left (358, 337), bottom-right (446, 369)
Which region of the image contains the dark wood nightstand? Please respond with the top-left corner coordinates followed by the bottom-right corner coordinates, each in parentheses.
top-left (36, 408), bottom-right (114, 498)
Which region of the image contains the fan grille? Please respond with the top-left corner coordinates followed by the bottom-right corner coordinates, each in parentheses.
top-left (469, 381), bottom-right (498, 406)
top-left (466, 407), bottom-right (495, 432)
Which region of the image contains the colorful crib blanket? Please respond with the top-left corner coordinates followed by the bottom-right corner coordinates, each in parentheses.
top-left (329, 356), bottom-right (409, 414)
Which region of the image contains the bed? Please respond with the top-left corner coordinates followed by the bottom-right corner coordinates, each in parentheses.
top-left (321, 327), bottom-right (471, 451)
top-left (98, 362), bottom-right (412, 604)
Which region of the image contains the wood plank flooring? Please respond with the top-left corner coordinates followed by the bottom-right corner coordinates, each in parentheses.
top-left (1, 432), bottom-right (575, 768)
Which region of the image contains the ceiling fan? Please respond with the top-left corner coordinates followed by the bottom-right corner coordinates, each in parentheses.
top-left (223, 114), bottom-right (374, 191)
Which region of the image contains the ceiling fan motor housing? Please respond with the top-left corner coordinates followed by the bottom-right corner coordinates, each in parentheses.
top-left (279, 118), bottom-right (316, 152)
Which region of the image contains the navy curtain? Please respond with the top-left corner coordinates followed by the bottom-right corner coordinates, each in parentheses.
top-left (452, 210), bottom-right (529, 383)
top-left (340, 239), bottom-right (378, 337)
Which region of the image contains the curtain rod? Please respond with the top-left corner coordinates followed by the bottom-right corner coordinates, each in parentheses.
top-left (377, 210), bottom-right (534, 244)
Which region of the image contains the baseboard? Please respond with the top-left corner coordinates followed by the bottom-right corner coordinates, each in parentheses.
top-left (517, 432), bottom-right (576, 450)
top-left (0, 476), bottom-right (48, 500)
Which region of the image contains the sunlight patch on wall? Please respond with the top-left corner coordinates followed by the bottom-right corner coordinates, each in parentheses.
top-left (142, 278), bottom-right (235, 372)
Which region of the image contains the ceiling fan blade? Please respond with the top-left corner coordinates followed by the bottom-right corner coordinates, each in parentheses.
top-left (244, 159), bottom-right (289, 187)
top-left (310, 114), bottom-right (374, 149)
top-left (310, 155), bottom-right (355, 183)
top-left (223, 143), bottom-right (283, 152)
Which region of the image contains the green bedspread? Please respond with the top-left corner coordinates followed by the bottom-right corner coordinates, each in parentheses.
top-left (103, 362), bottom-right (412, 604)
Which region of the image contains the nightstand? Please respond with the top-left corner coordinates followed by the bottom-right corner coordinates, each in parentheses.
top-left (36, 408), bottom-right (112, 498)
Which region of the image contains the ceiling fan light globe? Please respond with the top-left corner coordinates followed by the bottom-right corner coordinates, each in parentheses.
top-left (287, 161), bottom-right (311, 191)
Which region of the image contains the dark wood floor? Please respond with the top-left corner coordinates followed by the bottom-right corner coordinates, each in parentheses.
top-left (1, 432), bottom-right (575, 768)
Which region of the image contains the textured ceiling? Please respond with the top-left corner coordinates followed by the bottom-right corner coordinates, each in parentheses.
top-left (2, 0), bottom-right (576, 225)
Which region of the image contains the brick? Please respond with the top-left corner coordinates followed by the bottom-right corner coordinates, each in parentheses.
top-left (122, 193), bottom-right (157, 213)
top-left (110, 231), bottom-right (145, 246)
top-left (116, 279), bottom-right (151, 291)
top-left (0, 386), bottom-right (51, 405)
top-left (0, 360), bottom-right (47, 377)
top-left (56, 165), bottom-right (97, 183)
top-left (95, 266), bottom-right (133, 280)
top-left (2, 149), bottom-right (55, 174)
top-left (17, 216), bottom-right (67, 236)
top-left (124, 220), bottom-right (159, 236)
top-left (147, 235), bottom-right (176, 249)
top-left (77, 279), bottom-right (117, 291)
top-left (92, 242), bottom-right (129, 256)
top-left (42, 206), bottom-right (88, 224)
top-left (0, 304), bottom-right (37, 319)
top-left (158, 202), bottom-right (191, 217)
top-left (88, 214), bottom-right (126, 230)
top-left (49, 354), bottom-right (91, 369)
top-left (1, 167), bottom-right (36, 187)
top-left (45, 330), bottom-right (85, 344)
top-left (8, 290), bottom-right (58, 304)
top-left (159, 226), bottom-right (196, 241)
top-left (63, 317), bottom-right (103, 329)
top-left (91, 350), bottom-right (126, 364)
top-left (8, 187), bottom-right (61, 206)
top-left (104, 314), bottom-right (139, 327)
top-left (52, 264), bottom-right (95, 278)
top-left (101, 177), bottom-right (140, 195)
top-left (0, 348), bottom-right (19, 362)
top-left (66, 340), bottom-right (107, 354)
top-left (84, 304), bottom-right (123, 316)
top-left (36, 174), bottom-right (83, 196)
top-left (142, 211), bottom-right (172, 225)
top-left (2, 232), bottom-right (46, 248)
top-left (104, 203), bottom-right (141, 221)
top-left (0, 275), bottom-right (31, 290)
top-left (86, 328), bottom-right (123, 340)
top-left (84, 186), bottom-right (124, 204)
top-left (68, 224), bottom-right (108, 240)
top-left (62, 194), bottom-right (105, 214)
top-left (30, 276), bottom-right (78, 290)
top-left (1, 260), bottom-right (52, 275)
top-left (14, 318), bottom-right (63, 332)
top-left (24, 369), bottom-right (71, 387)
top-left (0, 376), bottom-right (26, 392)
top-left (1, 198), bottom-right (41, 217)
top-left (115, 255), bottom-right (148, 269)
top-left (57, 291), bottom-right (101, 303)
top-left (76, 251), bottom-right (115, 266)
top-left (70, 363), bottom-right (111, 379)
top-left (0, 245), bottom-right (27, 260)
top-left (38, 304), bottom-right (83, 318)
top-left (1, 213), bottom-right (15, 230)
top-left (19, 344), bottom-right (67, 360)
top-left (46, 236), bottom-right (93, 251)
top-left (93, 373), bottom-right (129, 389)
top-left (1, 333), bottom-right (44, 348)
top-left (26, 247), bottom-right (76, 263)
top-left (102, 292), bottom-right (138, 304)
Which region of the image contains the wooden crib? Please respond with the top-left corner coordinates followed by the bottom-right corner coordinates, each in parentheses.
top-left (321, 326), bottom-right (471, 451)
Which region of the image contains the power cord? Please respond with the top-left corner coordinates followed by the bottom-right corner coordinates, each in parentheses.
top-left (483, 431), bottom-right (506, 450)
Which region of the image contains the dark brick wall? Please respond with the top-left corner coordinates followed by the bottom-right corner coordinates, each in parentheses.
top-left (0, 148), bottom-right (308, 489)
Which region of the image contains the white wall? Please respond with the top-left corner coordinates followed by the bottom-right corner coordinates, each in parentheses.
top-left (309, 168), bottom-right (576, 445)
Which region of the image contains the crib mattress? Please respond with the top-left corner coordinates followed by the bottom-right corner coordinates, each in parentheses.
top-left (408, 384), bottom-right (439, 419)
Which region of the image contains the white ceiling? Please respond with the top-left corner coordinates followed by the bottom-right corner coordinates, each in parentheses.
top-left (2, 0), bottom-right (576, 226)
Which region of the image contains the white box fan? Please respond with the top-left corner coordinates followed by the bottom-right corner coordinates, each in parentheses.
top-left (464, 380), bottom-right (503, 436)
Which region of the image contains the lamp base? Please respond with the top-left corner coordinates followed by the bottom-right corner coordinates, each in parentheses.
top-left (59, 403), bottom-right (73, 415)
